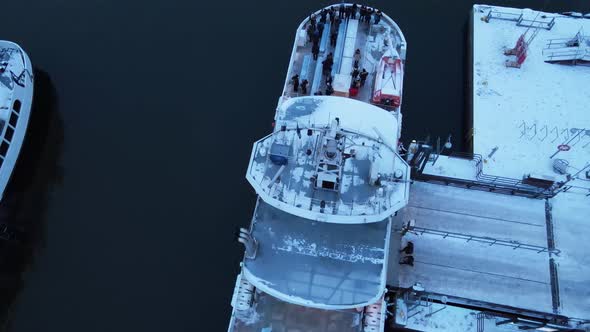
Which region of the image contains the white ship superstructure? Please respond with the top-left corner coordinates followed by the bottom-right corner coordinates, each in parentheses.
top-left (0, 41), bottom-right (33, 200)
top-left (229, 5), bottom-right (408, 332)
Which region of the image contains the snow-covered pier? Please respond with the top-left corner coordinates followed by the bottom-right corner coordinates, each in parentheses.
top-left (386, 5), bottom-right (590, 331)
top-left (388, 182), bottom-right (590, 330)
top-left (470, 5), bottom-right (590, 182)
top-left (467, 6), bottom-right (590, 321)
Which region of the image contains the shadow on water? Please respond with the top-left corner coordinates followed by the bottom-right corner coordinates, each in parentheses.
top-left (0, 69), bottom-right (63, 331)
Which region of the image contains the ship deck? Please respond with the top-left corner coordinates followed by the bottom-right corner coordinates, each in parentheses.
top-left (282, 15), bottom-right (405, 109)
top-left (243, 199), bottom-right (390, 308)
top-left (248, 129), bottom-right (409, 222)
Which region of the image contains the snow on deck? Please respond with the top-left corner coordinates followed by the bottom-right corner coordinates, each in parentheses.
top-left (422, 155), bottom-right (479, 180)
top-left (471, 5), bottom-right (590, 180)
top-left (243, 200), bottom-right (390, 308)
top-left (395, 182), bottom-right (554, 313)
top-left (276, 96), bottom-right (399, 148)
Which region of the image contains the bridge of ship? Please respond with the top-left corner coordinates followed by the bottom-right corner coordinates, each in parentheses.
top-left (247, 124), bottom-right (409, 222)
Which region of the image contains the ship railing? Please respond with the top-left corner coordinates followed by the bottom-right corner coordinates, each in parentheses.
top-left (257, 175), bottom-right (410, 217)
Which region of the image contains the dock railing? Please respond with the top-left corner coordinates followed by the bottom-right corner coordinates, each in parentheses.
top-left (484, 10), bottom-right (555, 30)
top-left (415, 152), bottom-right (558, 199)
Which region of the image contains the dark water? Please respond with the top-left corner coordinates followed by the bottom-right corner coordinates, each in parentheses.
top-left (1, 0), bottom-right (588, 331)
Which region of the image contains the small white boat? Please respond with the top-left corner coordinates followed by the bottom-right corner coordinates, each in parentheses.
top-left (0, 41), bottom-right (34, 200)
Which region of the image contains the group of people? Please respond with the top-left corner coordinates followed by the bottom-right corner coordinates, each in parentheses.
top-left (291, 53), bottom-right (370, 97)
top-left (296, 5), bottom-right (385, 97)
top-left (307, 4), bottom-right (383, 59)
top-left (306, 15), bottom-right (323, 60)
top-left (348, 49), bottom-right (369, 96)
top-left (336, 4), bottom-right (383, 24)
top-left (290, 74), bottom-right (309, 94)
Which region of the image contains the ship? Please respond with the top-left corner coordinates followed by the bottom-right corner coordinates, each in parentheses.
top-left (228, 4), bottom-right (408, 332)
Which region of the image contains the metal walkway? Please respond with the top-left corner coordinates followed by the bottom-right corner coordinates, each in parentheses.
top-left (413, 152), bottom-right (557, 199)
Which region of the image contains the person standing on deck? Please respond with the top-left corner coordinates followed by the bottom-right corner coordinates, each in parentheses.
top-left (312, 43), bottom-right (320, 60)
top-left (301, 79), bottom-right (309, 95)
top-left (367, 7), bottom-right (373, 23)
top-left (400, 242), bottom-right (414, 255)
top-left (309, 14), bottom-right (316, 28)
top-left (306, 24), bottom-right (314, 43)
top-left (317, 21), bottom-right (324, 37)
top-left (291, 74), bottom-right (300, 92)
top-left (320, 8), bottom-right (327, 24)
top-left (322, 53), bottom-right (333, 77)
top-left (322, 60), bottom-right (331, 76)
top-left (339, 3), bottom-right (345, 19)
top-left (312, 28), bottom-right (321, 46)
top-left (329, 6), bottom-right (336, 24)
top-left (351, 4), bottom-right (358, 19)
top-left (374, 10), bottom-right (382, 24)
top-left (353, 49), bottom-right (361, 67)
top-left (359, 68), bottom-right (368, 86)
top-left (359, 6), bottom-right (367, 22)
top-left (330, 17), bottom-right (338, 47)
